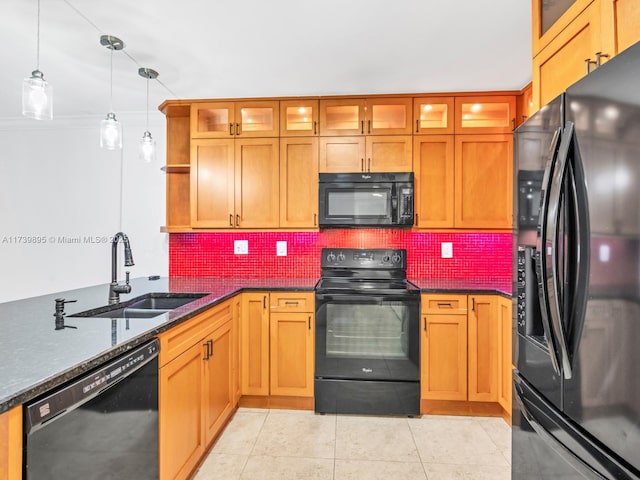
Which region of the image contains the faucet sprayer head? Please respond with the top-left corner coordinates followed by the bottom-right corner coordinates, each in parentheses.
top-left (123, 236), bottom-right (135, 267)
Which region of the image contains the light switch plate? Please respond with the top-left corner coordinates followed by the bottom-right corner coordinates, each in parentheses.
top-left (234, 240), bottom-right (248, 255)
top-left (441, 242), bottom-right (453, 258)
top-left (276, 241), bottom-right (287, 256)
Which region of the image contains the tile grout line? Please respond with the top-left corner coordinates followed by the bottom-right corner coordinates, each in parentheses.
top-left (407, 416), bottom-right (431, 479)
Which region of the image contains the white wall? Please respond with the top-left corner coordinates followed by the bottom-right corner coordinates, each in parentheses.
top-left (0, 112), bottom-right (168, 302)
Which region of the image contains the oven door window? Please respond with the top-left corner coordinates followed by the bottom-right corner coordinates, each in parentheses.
top-left (315, 296), bottom-right (420, 381)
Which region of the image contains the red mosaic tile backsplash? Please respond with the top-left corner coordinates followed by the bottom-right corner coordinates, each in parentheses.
top-left (169, 230), bottom-right (513, 281)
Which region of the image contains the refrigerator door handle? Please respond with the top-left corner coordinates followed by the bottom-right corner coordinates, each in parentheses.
top-left (546, 121), bottom-right (576, 380)
top-left (536, 126), bottom-right (563, 375)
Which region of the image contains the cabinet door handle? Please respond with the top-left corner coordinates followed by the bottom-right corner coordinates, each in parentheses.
top-left (313, 121), bottom-right (317, 135)
top-left (595, 51), bottom-right (609, 67)
top-left (423, 317), bottom-right (427, 332)
top-left (203, 341), bottom-right (210, 360)
top-left (416, 119), bottom-right (419, 133)
top-left (361, 120), bottom-right (364, 134)
top-left (367, 158), bottom-right (371, 172)
top-left (209, 339), bottom-right (214, 357)
top-left (308, 315), bottom-right (311, 330)
top-left (471, 298), bottom-right (476, 312)
top-left (263, 296), bottom-right (267, 310)
top-left (235, 122), bottom-right (240, 135)
top-left (361, 158), bottom-right (364, 172)
top-left (314, 213), bottom-right (317, 226)
top-left (585, 58), bottom-right (597, 75)
top-left (367, 120), bottom-right (371, 134)
top-left (229, 214), bottom-right (233, 227)
top-left (229, 123), bottom-right (234, 136)
top-left (415, 214), bottom-right (419, 226)
top-left (511, 118), bottom-right (515, 131)
top-left (236, 214), bottom-right (239, 227)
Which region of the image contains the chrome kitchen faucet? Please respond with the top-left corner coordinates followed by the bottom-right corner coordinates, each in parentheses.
top-left (109, 232), bottom-right (134, 304)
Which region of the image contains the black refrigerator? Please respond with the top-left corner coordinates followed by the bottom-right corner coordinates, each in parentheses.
top-left (513, 40), bottom-right (640, 479)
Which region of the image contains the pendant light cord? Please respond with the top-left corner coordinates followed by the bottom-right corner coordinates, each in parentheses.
top-left (145, 76), bottom-right (149, 131)
top-left (109, 47), bottom-right (114, 113)
top-left (36, 0), bottom-right (41, 70)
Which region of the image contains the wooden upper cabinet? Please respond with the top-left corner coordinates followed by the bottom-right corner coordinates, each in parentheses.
top-left (612, 0), bottom-right (640, 54)
top-left (191, 101), bottom-right (279, 138)
top-left (365, 136), bottom-right (412, 172)
top-left (190, 139), bottom-right (235, 228)
top-left (454, 96), bottom-right (516, 134)
top-left (280, 137), bottom-right (319, 228)
top-left (190, 138), bottom-right (279, 229)
top-left (413, 135), bottom-right (455, 229)
top-left (235, 138), bottom-right (280, 228)
top-left (532, 1), bottom-right (605, 110)
top-left (516, 84), bottom-right (533, 128)
top-left (319, 97), bottom-right (412, 136)
top-left (320, 99), bottom-right (366, 136)
top-left (319, 136), bottom-right (366, 172)
top-left (532, 0), bottom-right (594, 57)
top-left (454, 134), bottom-right (513, 229)
top-left (280, 100), bottom-right (319, 136)
top-left (413, 97), bottom-right (454, 134)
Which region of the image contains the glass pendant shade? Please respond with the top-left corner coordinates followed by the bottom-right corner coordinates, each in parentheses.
top-left (139, 131), bottom-right (156, 163)
top-left (100, 112), bottom-right (122, 150)
top-left (22, 71), bottom-right (53, 121)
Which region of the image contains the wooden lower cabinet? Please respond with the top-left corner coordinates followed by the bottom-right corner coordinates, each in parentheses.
top-left (468, 295), bottom-right (499, 402)
top-left (421, 311), bottom-right (468, 401)
top-left (232, 295), bottom-right (241, 405)
top-left (497, 296), bottom-right (513, 417)
top-left (421, 294), bottom-right (506, 410)
top-left (159, 300), bottom-right (234, 480)
top-left (270, 312), bottom-right (315, 396)
top-left (241, 291), bottom-right (315, 400)
top-left (0, 405), bottom-right (22, 480)
top-left (241, 292), bottom-right (270, 396)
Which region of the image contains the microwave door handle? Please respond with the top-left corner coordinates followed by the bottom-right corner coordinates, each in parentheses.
top-left (536, 126), bottom-right (563, 376)
top-left (546, 121), bottom-right (576, 380)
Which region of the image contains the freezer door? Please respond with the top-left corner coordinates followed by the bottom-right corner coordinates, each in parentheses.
top-left (513, 372), bottom-right (639, 480)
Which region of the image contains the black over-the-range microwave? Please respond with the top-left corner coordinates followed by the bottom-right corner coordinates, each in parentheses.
top-left (318, 172), bottom-right (414, 227)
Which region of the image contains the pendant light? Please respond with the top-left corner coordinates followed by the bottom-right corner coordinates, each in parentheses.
top-left (99, 35), bottom-right (125, 150)
top-left (138, 67), bottom-right (159, 163)
top-left (22, 0), bottom-right (53, 120)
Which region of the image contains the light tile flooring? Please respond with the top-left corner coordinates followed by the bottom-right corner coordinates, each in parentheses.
top-left (193, 408), bottom-right (511, 480)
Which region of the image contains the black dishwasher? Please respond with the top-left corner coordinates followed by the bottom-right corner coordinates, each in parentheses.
top-left (24, 339), bottom-right (159, 480)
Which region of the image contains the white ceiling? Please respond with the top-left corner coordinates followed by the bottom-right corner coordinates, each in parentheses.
top-left (0, 0), bottom-right (532, 120)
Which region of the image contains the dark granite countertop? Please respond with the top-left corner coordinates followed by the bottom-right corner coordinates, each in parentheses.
top-left (0, 275), bottom-right (511, 414)
top-left (412, 278), bottom-right (512, 297)
top-left (0, 276), bottom-right (317, 414)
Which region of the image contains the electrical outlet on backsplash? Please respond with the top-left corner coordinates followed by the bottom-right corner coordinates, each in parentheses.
top-left (168, 230), bottom-right (512, 280)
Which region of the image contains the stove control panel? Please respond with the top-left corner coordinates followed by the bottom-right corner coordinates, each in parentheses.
top-left (321, 248), bottom-right (406, 269)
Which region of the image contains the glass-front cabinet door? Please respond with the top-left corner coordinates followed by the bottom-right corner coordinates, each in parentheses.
top-left (191, 101), bottom-right (279, 138)
top-left (320, 99), bottom-right (366, 136)
top-left (280, 100), bottom-right (319, 136)
top-left (320, 98), bottom-right (412, 136)
top-left (454, 95), bottom-right (516, 134)
top-left (191, 102), bottom-right (235, 138)
top-left (413, 97), bottom-right (454, 134)
top-left (366, 97), bottom-right (412, 135)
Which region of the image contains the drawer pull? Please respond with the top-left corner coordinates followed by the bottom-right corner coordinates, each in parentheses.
top-left (437, 302), bottom-right (453, 308)
top-left (284, 301), bottom-right (300, 305)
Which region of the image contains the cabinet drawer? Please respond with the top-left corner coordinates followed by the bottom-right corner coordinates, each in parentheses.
top-left (421, 294), bottom-right (468, 314)
top-left (158, 298), bottom-right (233, 367)
top-left (270, 292), bottom-right (315, 313)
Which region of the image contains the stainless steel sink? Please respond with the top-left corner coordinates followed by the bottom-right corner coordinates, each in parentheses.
top-left (69, 292), bottom-right (208, 319)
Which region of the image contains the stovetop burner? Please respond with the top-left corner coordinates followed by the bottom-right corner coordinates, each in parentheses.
top-left (316, 248), bottom-right (418, 295)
